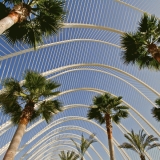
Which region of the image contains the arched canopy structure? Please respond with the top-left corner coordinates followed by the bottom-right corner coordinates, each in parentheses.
top-left (0, 0), bottom-right (160, 160)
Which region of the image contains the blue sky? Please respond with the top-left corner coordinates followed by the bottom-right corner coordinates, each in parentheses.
top-left (0, 0), bottom-right (160, 159)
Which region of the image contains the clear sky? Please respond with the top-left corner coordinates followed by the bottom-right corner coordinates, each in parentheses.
top-left (0, 0), bottom-right (160, 159)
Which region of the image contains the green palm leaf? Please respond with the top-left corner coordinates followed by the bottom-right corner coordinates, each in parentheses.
top-left (0, 70), bottom-right (62, 124)
top-left (1, 0), bottom-right (66, 49)
top-left (71, 134), bottom-right (96, 159)
top-left (121, 13), bottom-right (160, 70)
top-left (87, 93), bottom-right (129, 124)
top-left (38, 100), bottom-right (62, 123)
top-left (119, 129), bottom-right (160, 158)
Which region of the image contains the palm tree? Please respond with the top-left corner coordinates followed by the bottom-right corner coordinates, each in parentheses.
top-left (58, 151), bottom-right (79, 160)
top-left (71, 134), bottom-right (96, 160)
top-left (151, 98), bottom-right (160, 122)
top-left (121, 13), bottom-right (160, 70)
top-left (0, 0), bottom-right (66, 48)
top-left (119, 129), bottom-right (160, 160)
top-left (87, 93), bottom-right (129, 160)
top-left (0, 70), bottom-right (63, 160)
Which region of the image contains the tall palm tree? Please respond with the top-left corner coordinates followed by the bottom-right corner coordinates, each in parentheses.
top-left (121, 13), bottom-right (160, 70)
top-left (71, 134), bottom-right (96, 160)
top-left (58, 151), bottom-right (79, 160)
top-left (151, 98), bottom-right (160, 122)
top-left (0, 0), bottom-right (66, 48)
top-left (119, 129), bottom-right (160, 160)
top-left (87, 93), bottom-right (129, 160)
top-left (0, 70), bottom-right (63, 160)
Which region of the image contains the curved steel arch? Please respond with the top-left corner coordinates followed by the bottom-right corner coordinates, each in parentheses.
top-left (0, 22), bottom-right (123, 60)
top-left (0, 87), bottom-right (158, 155)
top-left (44, 88), bottom-right (159, 136)
top-left (1, 63), bottom-right (158, 137)
top-left (0, 39), bottom-right (120, 61)
top-left (19, 121), bottom-right (129, 160)
top-left (20, 126), bottom-right (109, 159)
top-left (39, 140), bottom-right (102, 160)
top-left (32, 144), bottom-right (89, 160)
top-left (24, 127), bottom-right (102, 160)
top-left (41, 148), bottom-right (85, 160)
top-left (41, 63), bottom-right (160, 96)
top-left (49, 68), bottom-right (156, 107)
top-left (31, 141), bottom-right (92, 160)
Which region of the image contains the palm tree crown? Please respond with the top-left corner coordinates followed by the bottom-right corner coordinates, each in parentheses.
top-left (87, 93), bottom-right (129, 124)
top-left (0, 70), bottom-right (63, 159)
top-left (71, 134), bottom-right (96, 160)
top-left (0, 0), bottom-right (66, 48)
top-left (58, 151), bottom-right (79, 160)
top-left (151, 98), bottom-right (160, 122)
top-left (0, 70), bottom-right (62, 124)
top-left (119, 129), bottom-right (160, 160)
top-left (121, 13), bottom-right (160, 70)
top-left (87, 93), bottom-right (129, 160)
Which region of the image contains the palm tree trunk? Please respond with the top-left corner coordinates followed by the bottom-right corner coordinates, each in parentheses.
top-left (3, 121), bottom-right (27, 160)
top-left (148, 43), bottom-right (160, 63)
top-left (0, 3), bottom-right (31, 34)
top-left (140, 154), bottom-right (145, 160)
top-left (0, 12), bottom-right (19, 34)
top-left (105, 113), bottom-right (115, 160)
top-left (3, 102), bottom-right (34, 160)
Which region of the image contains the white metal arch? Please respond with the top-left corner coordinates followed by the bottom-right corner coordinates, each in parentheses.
top-left (32, 141), bottom-right (91, 160)
top-left (24, 126), bottom-right (102, 160)
top-left (41, 63), bottom-right (160, 96)
top-left (41, 148), bottom-right (85, 160)
top-left (44, 88), bottom-right (159, 136)
top-left (27, 130), bottom-right (99, 159)
top-left (19, 120), bottom-right (129, 160)
top-left (49, 68), bottom-right (156, 107)
top-left (20, 126), bottom-right (109, 159)
top-left (0, 87), bottom-right (158, 156)
top-left (0, 39), bottom-right (120, 61)
top-left (36, 140), bottom-right (102, 160)
top-left (33, 144), bottom-right (88, 160)
top-left (42, 149), bottom-right (84, 160)
top-left (1, 63), bottom-right (158, 137)
top-left (0, 22), bottom-right (124, 60)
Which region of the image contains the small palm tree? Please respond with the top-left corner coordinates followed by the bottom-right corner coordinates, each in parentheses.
top-left (87, 93), bottom-right (129, 160)
top-left (151, 98), bottom-right (160, 122)
top-left (0, 0), bottom-right (66, 48)
top-left (71, 134), bottom-right (96, 160)
top-left (119, 129), bottom-right (160, 160)
top-left (121, 13), bottom-right (160, 70)
top-left (58, 151), bottom-right (79, 160)
top-left (0, 70), bottom-right (63, 160)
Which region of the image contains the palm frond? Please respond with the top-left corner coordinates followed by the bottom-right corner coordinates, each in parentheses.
top-left (0, 2), bottom-right (10, 20)
top-left (3, 0), bottom-right (66, 49)
top-left (87, 107), bottom-right (105, 124)
top-left (120, 129), bottom-right (160, 156)
top-left (155, 98), bottom-right (160, 106)
top-left (151, 107), bottom-right (160, 122)
top-left (121, 13), bottom-right (160, 70)
top-left (2, 78), bottom-right (22, 94)
top-left (10, 109), bottom-right (22, 125)
top-left (59, 150), bottom-right (79, 160)
top-left (71, 138), bottom-right (81, 154)
top-left (38, 99), bottom-right (62, 123)
top-left (147, 143), bottom-right (160, 151)
top-left (71, 134), bottom-right (96, 159)
top-left (1, 101), bottom-right (21, 114)
top-left (119, 143), bottom-right (138, 153)
top-left (88, 93), bottom-right (129, 125)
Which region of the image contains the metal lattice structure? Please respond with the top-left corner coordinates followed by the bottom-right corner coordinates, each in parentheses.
top-left (0, 0), bottom-right (160, 159)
